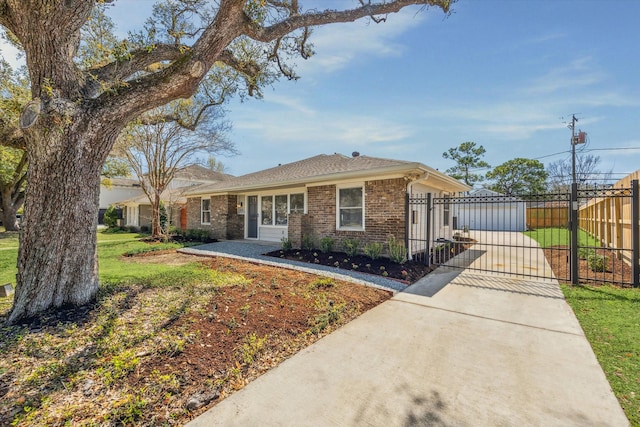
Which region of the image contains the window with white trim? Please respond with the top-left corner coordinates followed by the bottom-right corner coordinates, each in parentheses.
top-left (201, 198), bottom-right (211, 224)
top-left (289, 193), bottom-right (304, 214)
top-left (443, 194), bottom-right (450, 226)
top-left (261, 195), bottom-right (273, 225)
top-left (260, 193), bottom-right (305, 226)
top-left (337, 186), bottom-right (364, 229)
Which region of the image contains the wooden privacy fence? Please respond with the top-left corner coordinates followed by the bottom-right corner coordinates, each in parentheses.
top-left (578, 171), bottom-right (640, 266)
top-left (526, 204), bottom-right (569, 229)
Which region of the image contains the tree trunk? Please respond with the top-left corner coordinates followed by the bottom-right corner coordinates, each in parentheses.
top-left (1, 187), bottom-right (20, 231)
top-left (151, 194), bottom-right (162, 238)
top-left (7, 130), bottom-right (105, 325)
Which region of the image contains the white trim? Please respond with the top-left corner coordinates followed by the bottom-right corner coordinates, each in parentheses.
top-left (336, 183), bottom-right (365, 231)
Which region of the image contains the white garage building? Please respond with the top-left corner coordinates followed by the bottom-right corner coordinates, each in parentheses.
top-left (453, 188), bottom-right (526, 232)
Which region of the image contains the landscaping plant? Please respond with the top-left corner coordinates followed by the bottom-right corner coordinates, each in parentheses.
top-left (319, 237), bottom-right (335, 253)
top-left (387, 236), bottom-right (407, 264)
top-left (341, 238), bottom-right (361, 257)
top-left (363, 242), bottom-right (384, 260)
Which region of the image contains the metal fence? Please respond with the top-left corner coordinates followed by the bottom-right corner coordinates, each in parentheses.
top-left (406, 181), bottom-right (639, 287)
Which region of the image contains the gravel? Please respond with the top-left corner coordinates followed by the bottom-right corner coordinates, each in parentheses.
top-left (179, 241), bottom-right (407, 293)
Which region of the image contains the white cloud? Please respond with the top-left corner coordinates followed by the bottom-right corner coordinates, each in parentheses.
top-left (522, 57), bottom-right (606, 95)
top-left (296, 8), bottom-right (427, 75)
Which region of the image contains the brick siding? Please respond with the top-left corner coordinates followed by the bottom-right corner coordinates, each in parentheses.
top-left (185, 195), bottom-right (244, 239)
top-left (292, 178), bottom-right (407, 252)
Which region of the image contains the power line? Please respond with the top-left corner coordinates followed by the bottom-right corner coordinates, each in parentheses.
top-left (584, 147), bottom-right (640, 152)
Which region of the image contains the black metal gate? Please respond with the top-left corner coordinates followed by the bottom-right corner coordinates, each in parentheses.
top-left (407, 181), bottom-right (639, 287)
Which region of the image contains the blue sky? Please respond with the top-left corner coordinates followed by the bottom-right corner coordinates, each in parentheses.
top-left (4, 1), bottom-right (640, 183)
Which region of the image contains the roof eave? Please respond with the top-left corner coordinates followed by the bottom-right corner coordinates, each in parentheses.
top-left (185, 162), bottom-right (469, 196)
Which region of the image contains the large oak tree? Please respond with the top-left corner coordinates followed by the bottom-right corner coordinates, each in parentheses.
top-left (0, 0), bottom-right (453, 324)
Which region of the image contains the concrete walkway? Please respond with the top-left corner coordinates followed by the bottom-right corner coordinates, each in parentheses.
top-left (186, 235), bottom-right (629, 427)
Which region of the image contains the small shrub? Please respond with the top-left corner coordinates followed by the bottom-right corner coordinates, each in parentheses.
top-left (319, 236), bottom-right (335, 253)
top-left (310, 294), bottom-right (345, 334)
top-left (588, 253), bottom-right (608, 272)
top-left (182, 229), bottom-right (212, 242)
top-left (578, 247), bottom-right (595, 260)
top-left (103, 206), bottom-right (119, 229)
top-left (281, 237), bottom-right (293, 250)
top-left (342, 238), bottom-right (361, 257)
top-left (310, 277), bottom-right (335, 289)
top-left (363, 242), bottom-right (384, 260)
top-left (302, 234), bottom-right (317, 251)
top-left (388, 235), bottom-right (407, 264)
top-left (239, 333), bottom-right (266, 365)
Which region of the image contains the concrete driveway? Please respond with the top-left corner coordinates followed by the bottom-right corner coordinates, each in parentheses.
top-left (186, 234), bottom-right (628, 426)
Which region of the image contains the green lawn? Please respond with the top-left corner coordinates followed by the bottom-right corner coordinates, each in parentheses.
top-left (562, 285), bottom-right (640, 425)
top-left (524, 227), bottom-right (600, 248)
top-left (0, 230), bottom-right (197, 298)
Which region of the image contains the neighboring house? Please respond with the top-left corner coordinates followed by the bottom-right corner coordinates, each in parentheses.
top-left (452, 188), bottom-right (526, 232)
top-left (98, 178), bottom-right (144, 225)
top-left (109, 165), bottom-right (232, 230)
top-left (183, 153), bottom-right (470, 250)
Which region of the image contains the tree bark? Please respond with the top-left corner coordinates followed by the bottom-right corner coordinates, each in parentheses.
top-left (151, 193), bottom-right (162, 238)
top-left (7, 127), bottom-right (107, 324)
top-left (0, 186), bottom-right (19, 231)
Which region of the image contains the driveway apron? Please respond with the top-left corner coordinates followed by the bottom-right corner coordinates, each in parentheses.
top-left (186, 234), bottom-right (628, 427)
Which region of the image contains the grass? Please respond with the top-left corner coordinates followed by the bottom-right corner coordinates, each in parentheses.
top-left (0, 230), bottom-right (188, 297)
top-left (562, 285), bottom-right (640, 425)
top-left (524, 227), bottom-right (601, 248)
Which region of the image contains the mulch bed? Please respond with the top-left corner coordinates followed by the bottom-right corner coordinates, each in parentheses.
top-left (264, 241), bottom-right (474, 284)
top-left (543, 246), bottom-right (634, 286)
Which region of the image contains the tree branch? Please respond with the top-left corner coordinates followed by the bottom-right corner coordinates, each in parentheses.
top-left (243, 0), bottom-right (453, 42)
top-left (0, 119), bottom-right (26, 150)
top-left (83, 43), bottom-right (185, 97)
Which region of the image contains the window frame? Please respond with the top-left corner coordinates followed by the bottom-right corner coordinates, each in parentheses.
top-left (201, 198), bottom-right (211, 224)
top-left (258, 192), bottom-right (306, 227)
top-left (443, 194), bottom-right (451, 227)
top-left (336, 184), bottom-right (365, 231)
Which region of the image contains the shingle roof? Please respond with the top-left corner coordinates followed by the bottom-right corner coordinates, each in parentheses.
top-left (186, 153), bottom-right (469, 195)
top-left (174, 164), bottom-right (233, 182)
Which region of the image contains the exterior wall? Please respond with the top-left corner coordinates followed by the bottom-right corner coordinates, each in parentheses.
top-left (296, 178), bottom-right (407, 252)
top-left (185, 195), bottom-right (244, 239)
top-left (99, 185), bottom-right (144, 209)
top-left (186, 197), bottom-right (211, 233)
top-left (139, 205), bottom-right (152, 229)
top-left (226, 195), bottom-right (244, 239)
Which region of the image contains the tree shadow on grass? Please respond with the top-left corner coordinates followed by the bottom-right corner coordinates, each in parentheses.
top-left (0, 271), bottom-right (216, 425)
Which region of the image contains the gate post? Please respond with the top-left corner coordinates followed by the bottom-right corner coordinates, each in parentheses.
top-left (632, 180), bottom-right (639, 288)
top-left (426, 193), bottom-right (432, 267)
top-left (570, 183), bottom-right (579, 285)
top-left (405, 193), bottom-right (410, 258)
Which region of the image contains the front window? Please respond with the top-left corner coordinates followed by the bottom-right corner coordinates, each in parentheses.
top-left (338, 186), bottom-right (364, 229)
top-left (275, 195), bottom-right (288, 225)
top-left (201, 198), bottom-right (211, 224)
top-left (290, 193), bottom-right (304, 214)
top-left (261, 196), bottom-right (273, 225)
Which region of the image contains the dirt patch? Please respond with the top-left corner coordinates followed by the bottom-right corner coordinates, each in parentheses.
top-left (543, 246), bottom-right (634, 286)
top-left (0, 254), bottom-right (392, 426)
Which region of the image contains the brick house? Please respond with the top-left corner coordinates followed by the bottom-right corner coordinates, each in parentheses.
top-left (114, 165), bottom-right (232, 230)
top-left (183, 153), bottom-right (469, 250)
